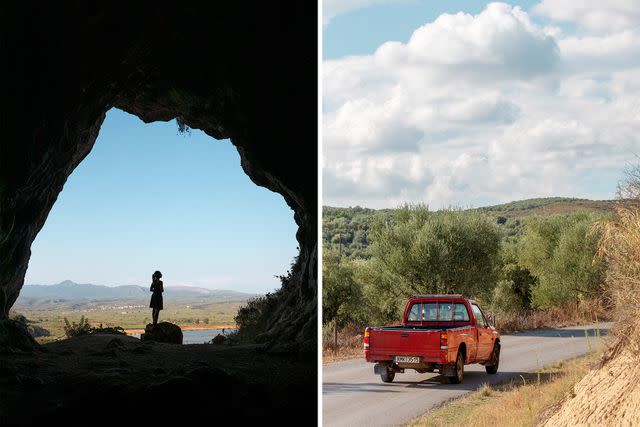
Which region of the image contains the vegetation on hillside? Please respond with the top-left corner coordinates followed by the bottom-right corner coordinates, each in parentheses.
top-left (593, 165), bottom-right (640, 357)
top-left (478, 197), bottom-right (615, 214)
top-left (323, 197), bottom-right (617, 350)
top-left (323, 198), bottom-right (616, 260)
top-left (63, 316), bottom-right (126, 338)
top-left (233, 255), bottom-right (315, 351)
top-left (234, 290), bottom-right (282, 341)
top-left (323, 206), bottom-right (393, 258)
top-left (519, 213), bottom-right (606, 309)
top-left (534, 165), bottom-right (640, 425)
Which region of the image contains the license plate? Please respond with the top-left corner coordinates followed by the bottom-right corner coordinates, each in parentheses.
top-left (394, 356), bottom-right (420, 363)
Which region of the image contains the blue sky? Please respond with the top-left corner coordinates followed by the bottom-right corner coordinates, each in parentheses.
top-left (323, 1), bottom-right (639, 209)
top-left (24, 109), bottom-right (298, 293)
top-left (325, 0), bottom-right (539, 59)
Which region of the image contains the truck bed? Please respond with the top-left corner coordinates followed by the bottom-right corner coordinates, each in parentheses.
top-left (367, 324), bottom-right (473, 364)
top-left (369, 324), bottom-right (471, 331)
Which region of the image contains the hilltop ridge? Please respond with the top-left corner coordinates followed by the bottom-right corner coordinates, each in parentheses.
top-left (323, 197), bottom-right (617, 258)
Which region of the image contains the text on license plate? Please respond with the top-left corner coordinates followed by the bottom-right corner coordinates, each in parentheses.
top-left (394, 356), bottom-right (420, 363)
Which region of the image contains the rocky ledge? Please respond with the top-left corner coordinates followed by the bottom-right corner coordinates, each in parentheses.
top-left (0, 334), bottom-right (315, 424)
top-left (140, 322), bottom-right (183, 344)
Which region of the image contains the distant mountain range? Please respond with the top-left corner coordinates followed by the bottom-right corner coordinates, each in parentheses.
top-left (17, 280), bottom-right (257, 302)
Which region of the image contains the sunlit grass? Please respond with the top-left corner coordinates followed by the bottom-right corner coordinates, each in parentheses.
top-left (407, 353), bottom-right (597, 427)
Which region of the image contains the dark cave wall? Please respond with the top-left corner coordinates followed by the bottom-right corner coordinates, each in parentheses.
top-left (0, 1), bottom-right (317, 349)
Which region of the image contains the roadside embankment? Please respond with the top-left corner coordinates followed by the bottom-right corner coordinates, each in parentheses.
top-left (542, 206), bottom-right (640, 425)
top-left (407, 353), bottom-right (598, 427)
top-left (543, 344), bottom-right (639, 426)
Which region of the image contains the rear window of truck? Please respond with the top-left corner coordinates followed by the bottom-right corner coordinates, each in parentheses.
top-left (407, 302), bottom-right (470, 322)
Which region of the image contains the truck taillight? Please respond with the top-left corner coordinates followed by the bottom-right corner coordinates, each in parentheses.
top-left (440, 332), bottom-right (448, 350)
top-left (364, 328), bottom-right (370, 348)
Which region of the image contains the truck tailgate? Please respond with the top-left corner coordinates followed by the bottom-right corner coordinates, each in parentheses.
top-left (369, 327), bottom-right (442, 362)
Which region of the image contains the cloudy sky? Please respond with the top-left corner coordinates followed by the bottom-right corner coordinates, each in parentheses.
top-left (323, 0), bottom-right (640, 209)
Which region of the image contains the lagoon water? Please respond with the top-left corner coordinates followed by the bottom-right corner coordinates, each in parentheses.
top-left (130, 328), bottom-right (235, 344)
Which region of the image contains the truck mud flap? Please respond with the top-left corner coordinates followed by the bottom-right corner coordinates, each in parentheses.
top-left (440, 364), bottom-right (456, 377)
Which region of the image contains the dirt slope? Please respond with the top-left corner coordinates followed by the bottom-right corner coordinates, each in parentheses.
top-left (544, 347), bottom-right (640, 426)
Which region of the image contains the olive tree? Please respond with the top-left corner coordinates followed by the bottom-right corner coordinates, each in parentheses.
top-left (367, 205), bottom-right (502, 304)
top-left (518, 213), bottom-right (607, 309)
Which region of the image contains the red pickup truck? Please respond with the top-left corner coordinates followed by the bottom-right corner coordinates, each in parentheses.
top-left (364, 295), bottom-right (500, 384)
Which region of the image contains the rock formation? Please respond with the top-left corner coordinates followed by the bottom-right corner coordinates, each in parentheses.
top-left (1, 1), bottom-right (317, 351)
top-left (0, 333), bottom-right (315, 423)
top-left (141, 322), bottom-right (183, 344)
top-left (210, 334), bottom-right (227, 345)
top-left (0, 318), bottom-right (40, 353)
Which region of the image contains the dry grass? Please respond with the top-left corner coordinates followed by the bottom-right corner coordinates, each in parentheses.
top-left (407, 353), bottom-right (597, 427)
top-left (478, 383), bottom-right (493, 397)
top-left (323, 322), bottom-right (365, 363)
top-left (323, 345), bottom-right (364, 363)
top-left (593, 206), bottom-right (640, 359)
top-left (543, 346), bottom-right (640, 426)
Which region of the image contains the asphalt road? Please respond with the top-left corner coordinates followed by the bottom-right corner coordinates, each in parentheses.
top-left (323, 323), bottom-right (611, 427)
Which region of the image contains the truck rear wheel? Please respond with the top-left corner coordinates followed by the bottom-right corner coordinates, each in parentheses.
top-left (380, 367), bottom-right (395, 383)
top-left (485, 342), bottom-right (500, 375)
top-left (448, 351), bottom-right (464, 384)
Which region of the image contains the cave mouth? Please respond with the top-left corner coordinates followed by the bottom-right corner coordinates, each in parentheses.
top-left (16, 107), bottom-right (299, 342)
top-left (2, 0), bottom-right (317, 355)
top-left (1, 3), bottom-right (317, 424)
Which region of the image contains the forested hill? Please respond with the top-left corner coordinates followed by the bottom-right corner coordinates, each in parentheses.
top-left (16, 280), bottom-right (256, 309)
top-left (323, 198), bottom-right (617, 258)
top-left (477, 197), bottom-right (616, 216)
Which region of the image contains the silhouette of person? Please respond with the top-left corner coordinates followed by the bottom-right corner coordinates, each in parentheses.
top-left (149, 270), bottom-right (164, 327)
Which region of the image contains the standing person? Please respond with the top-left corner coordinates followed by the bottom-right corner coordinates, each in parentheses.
top-left (149, 270), bottom-right (164, 327)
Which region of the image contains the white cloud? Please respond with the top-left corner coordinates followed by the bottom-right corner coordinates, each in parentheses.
top-left (398, 4), bottom-right (557, 72)
top-left (533, 0), bottom-right (640, 33)
top-left (559, 30), bottom-right (640, 72)
top-left (323, 3), bottom-right (640, 208)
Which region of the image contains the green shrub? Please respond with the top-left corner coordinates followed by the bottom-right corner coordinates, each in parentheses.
top-left (63, 316), bottom-right (93, 338)
top-left (518, 213), bottom-right (607, 308)
top-left (91, 324), bottom-right (126, 335)
top-left (492, 279), bottom-right (525, 312)
top-left (233, 293), bottom-right (277, 339)
top-left (233, 255), bottom-right (305, 343)
top-left (63, 317), bottom-right (126, 338)
top-left (323, 247), bottom-right (364, 327)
